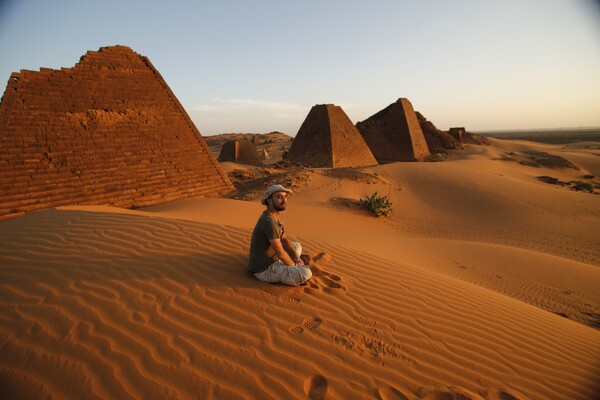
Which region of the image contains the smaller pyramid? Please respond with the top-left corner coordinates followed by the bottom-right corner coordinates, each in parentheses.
top-left (448, 127), bottom-right (465, 142)
top-left (285, 104), bottom-right (377, 168)
top-left (218, 140), bottom-right (262, 166)
top-left (356, 98), bottom-right (430, 162)
top-left (416, 112), bottom-right (461, 152)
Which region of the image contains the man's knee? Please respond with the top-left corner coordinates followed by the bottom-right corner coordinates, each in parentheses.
top-left (296, 266), bottom-right (312, 286)
top-left (280, 265), bottom-right (310, 286)
top-left (303, 267), bottom-right (312, 281)
top-left (292, 242), bottom-right (302, 256)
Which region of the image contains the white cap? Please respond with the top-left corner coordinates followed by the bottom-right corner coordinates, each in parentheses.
top-left (261, 184), bottom-right (293, 205)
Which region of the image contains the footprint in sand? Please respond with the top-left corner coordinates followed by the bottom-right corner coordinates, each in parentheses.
top-left (279, 296), bottom-right (301, 304)
top-left (303, 317), bottom-right (322, 330)
top-left (289, 317), bottom-right (322, 334)
top-left (304, 374), bottom-right (328, 400)
top-left (312, 252), bottom-right (332, 265)
top-left (27, 322), bottom-right (42, 336)
top-left (289, 325), bottom-right (305, 334)
top-left (131, 311), bottom-right (148, 323)
top-left (262, 289), bottom-right (301, 305)
top-left (417, 386), bottom-right (486, 400)
top-left (305, 253), bottom-right (345, 293)
top-left (486, 390), bottom-right (523, 400)
top-left (321, 277), bottom-right (343, 289)
top-left (376, 386), bottom-right (410, 400)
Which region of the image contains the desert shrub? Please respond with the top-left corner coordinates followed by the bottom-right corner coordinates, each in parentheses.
top-left (537, 176), bottom-right (559, 185)
top-left (583, 174), bottom-right (595, 179)
top-left (519, 160), bottom-right (540, 168)
top-left (573, 181), bottom-right (594, 193)
top-left (524, 151), bottom-right (579, 169)
top-left (498, 154), bottom-right (516, 162)
top-left (359, 192), bottom-right (393, 217)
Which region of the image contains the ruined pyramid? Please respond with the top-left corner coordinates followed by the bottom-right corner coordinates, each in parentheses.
top-left (218, 139), bottom-right (262, 166)
top-left (285, 104), bottom-right (377, 168)
top-left (0, 45), bottom-right (233, 220)
top-left (356, 98), bottom-right (431, 162)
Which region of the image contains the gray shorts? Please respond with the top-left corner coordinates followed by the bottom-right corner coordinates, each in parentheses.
top-left (253, 242), bottom-right (312, 286)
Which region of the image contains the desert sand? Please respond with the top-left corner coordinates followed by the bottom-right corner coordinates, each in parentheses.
top-left (1, 138), bottom-right (599, 399)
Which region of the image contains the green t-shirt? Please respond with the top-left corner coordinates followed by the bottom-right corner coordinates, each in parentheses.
top-left (248, 211), bottom-right (283, 273)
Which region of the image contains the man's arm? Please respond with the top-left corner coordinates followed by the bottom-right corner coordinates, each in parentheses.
top-left (269, 237), bottom-right (301, 266)
top-left (281, 235), bottom-right (302, 264)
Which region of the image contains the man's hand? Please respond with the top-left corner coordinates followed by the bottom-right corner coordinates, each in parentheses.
top-left (269, 238), bottom-right (296, 266)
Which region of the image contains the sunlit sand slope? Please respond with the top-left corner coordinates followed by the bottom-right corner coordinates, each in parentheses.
top-left (1, 208), bottom-right (598, 399)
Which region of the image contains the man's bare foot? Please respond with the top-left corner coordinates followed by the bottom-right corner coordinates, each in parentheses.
top-left (300, 254), bottom-right (311, 265)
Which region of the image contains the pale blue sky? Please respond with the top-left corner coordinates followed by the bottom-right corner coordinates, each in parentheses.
top-left (1, 0), bottom-right (599, 135)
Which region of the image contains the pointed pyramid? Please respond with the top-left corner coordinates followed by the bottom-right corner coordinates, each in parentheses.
top-left (356, 98), bottom-right (430, 162)
top-left (285, 104), bottom-right (377, 168)
top-left (0, 45), bottom-right (233, 220)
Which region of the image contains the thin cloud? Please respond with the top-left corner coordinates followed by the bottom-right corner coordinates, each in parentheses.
top-left (187, 104), bottom-right (219, 112)
top-left (188, 98), bottom-right (306, 119)
top-left (186, 98), bottom-right (307, 134)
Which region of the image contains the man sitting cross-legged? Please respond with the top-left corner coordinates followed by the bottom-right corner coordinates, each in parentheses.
top-left (248, 184), bottom-right (312, 286)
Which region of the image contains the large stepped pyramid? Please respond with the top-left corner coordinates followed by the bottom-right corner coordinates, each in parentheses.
top-left (356, 98), bottom-right (430, 162)
top-left (0, 45), bottom-right (233, 221)
top-left (285, 104), bottom-right (377, 168)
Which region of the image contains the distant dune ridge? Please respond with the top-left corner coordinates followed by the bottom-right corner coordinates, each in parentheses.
top-left (1, 46), bottom-right (600, 399)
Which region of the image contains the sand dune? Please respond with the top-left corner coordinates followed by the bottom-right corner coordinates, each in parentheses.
top-left (1, 140), bottom-right (599, 399)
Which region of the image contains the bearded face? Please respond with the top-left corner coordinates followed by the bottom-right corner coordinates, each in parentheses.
top-left (269, 192), bottom-right (288, 211)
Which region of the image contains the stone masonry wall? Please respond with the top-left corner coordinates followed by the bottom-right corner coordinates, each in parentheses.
top-left (0, 46), bottom-right (233, 220)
